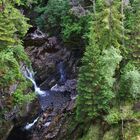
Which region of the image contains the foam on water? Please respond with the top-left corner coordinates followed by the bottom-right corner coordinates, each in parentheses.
top-left (24, 117), bottom-right (39, 130)
top-left (22, 66), bottom-right (47, 96)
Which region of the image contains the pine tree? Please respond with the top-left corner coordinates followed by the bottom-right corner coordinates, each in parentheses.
top-left (76, 0), bottom-right (122, 122)
top-left (76, 38), bottom-right (101, 121)
top-left (125, 0), bottom-right (140, 68)
top-left (76, 44), bottom-right (122, 121)
top-left (94, 0), bottom-right (123, 50)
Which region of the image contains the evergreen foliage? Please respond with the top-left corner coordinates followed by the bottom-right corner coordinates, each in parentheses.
top-left (94, 0), bottom-right (123, 49)
top-left (77, 45), bottom-right (122, 121)
top-left (35, 0), bottom-right (70, 33)
top-left (0, 0), bottom-right (139, 139)
top-left (76, 0), bottom-right (122, 122)
top-left (76, 1), bottom-right (140, 139)
top-left (76, 41), bottom-right (101, 121)
top-left (125, 0), bottom-right (140, 67)
top-left (119, 62), bottom-right (140, 100)
top-left (0, 0), bottom-right (32, 106)
top-left (61, 13), bottom-right (91, 45)
top-left (20, 0), bottom-right (39, 7)
top-left (35, 0), bottom-right (91, 46)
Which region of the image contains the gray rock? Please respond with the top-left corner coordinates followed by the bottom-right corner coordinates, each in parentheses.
top-left (51, 79), bottom-right (77, 93)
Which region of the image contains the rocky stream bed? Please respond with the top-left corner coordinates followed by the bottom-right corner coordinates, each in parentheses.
top-left (5, 28), bottom-right (80, 140)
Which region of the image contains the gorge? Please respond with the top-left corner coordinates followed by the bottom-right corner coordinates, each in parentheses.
top-left (0, 0), bottom-right (140, 140)
top-left (6, 28), bottom-right (78, 140)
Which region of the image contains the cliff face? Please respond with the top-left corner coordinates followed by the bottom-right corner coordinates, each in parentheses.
top-left (5, 29), bottom-right (140, 140)
top-left (6, 28), bottom-right (80, 140)
top-left (23, 29), bottom-right (79, 140)
top-left (24, 28), bottom-right (80, 87)
top-left (0, 87), bottom-right (38, 140)
top-left (5, 30), bottom-right (140, 140)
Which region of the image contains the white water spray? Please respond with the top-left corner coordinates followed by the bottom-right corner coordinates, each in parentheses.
top-left (24, 117), bottom-right (39, 130)
top-left (30, 28), bottom-right (45, 39)
top-left (22, 66), bottom-right (46, 96)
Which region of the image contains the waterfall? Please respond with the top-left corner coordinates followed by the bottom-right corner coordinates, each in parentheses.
top-left (57, 61), bottom-right (66, 84)
top-left (24, 117), bottom-right (39, 130)
top-left (51, 61), bottom-right (67, 92)
top-left (30, 28), bottom-right (45, 39)
top-left (22, 66), bottom-right (47, 96)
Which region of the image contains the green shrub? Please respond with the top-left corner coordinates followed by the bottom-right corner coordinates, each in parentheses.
top-left (35, 0), bottom-right (70, 33)
top-left (119, 63), bottom-right (140, 101)
top-left (20, 0), bottom-right (39, 7)
top-left (104, 108), bottom-right (121, 125)
top-left (79, 125), bottom-right (100, 140)
top-left (0, 0), bottom-right (32, 107)
top-left (61, 13), bottom-right (91, 45)
top-left (35, 0), bottom-right (91, 46)
top-left (103, 127), bottom-right (120, 140)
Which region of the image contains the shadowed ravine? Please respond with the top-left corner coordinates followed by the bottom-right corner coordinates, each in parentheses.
top-left (6, 28), bottom-right (78, 140)
top-left (7, 68), bottom-right (71, 140)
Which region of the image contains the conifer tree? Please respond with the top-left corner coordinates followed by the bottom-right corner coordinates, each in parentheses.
top-left (76, 36), bottom-right (101, 121)
top-left (76, 0), bottom-right (122, 122)
top-left (94, 0), bottom-right (123, 50)
top-left (125, 0), bottom-right (140, 67)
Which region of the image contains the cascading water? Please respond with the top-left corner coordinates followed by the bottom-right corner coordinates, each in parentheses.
top-left (21, 66), bottom-right (49, 130)
top-left (57, 61), bottom-right (66, 85)
top-left (24, 117), bottom-right (39, 130)
top-left (30, 28), bottom-right (45, 39)
top-left (51, 61), bottom-right (66, 92)
top-left (22, 66), bottom-right (47, 96)
top-left (21, 65), bottom-right (70, 131)
top-left (7, 28), bottom-right (75, 140)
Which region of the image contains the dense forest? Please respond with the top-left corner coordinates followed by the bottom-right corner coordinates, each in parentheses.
top-left (0, 0), bottom-right (140, 140)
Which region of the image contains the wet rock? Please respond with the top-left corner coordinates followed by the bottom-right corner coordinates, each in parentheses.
top-left (0, 122), bottom-right (14, 140)
top-left (20, 99), bottom-right (40, 119)
top-left (24, 29), bottom-right (80, 89)
top-left (70, 4), bottom-right (89, 17)
top-left (9, 84), bottom-right (18, 95)
top-left (0, 84), bottom-right (40, 140)
top-left (25, 45), bottom-right (72, 87)
top-left (24, 28), bottom-right (48, 46)
top-left (51, 79), bottom-right (77, 93)
top-left (38, 91), bottom-right (71, 111)
top-left (0, 98), bottom-right (3, 109)
top-left (22, 89), bottom-right (77, 140)
top-left (18, 29), bottom-right (80, 140)
top-left (24, 28), bottom-right (60, 53)
top-left (30, 109), bottom-right (66, 140)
